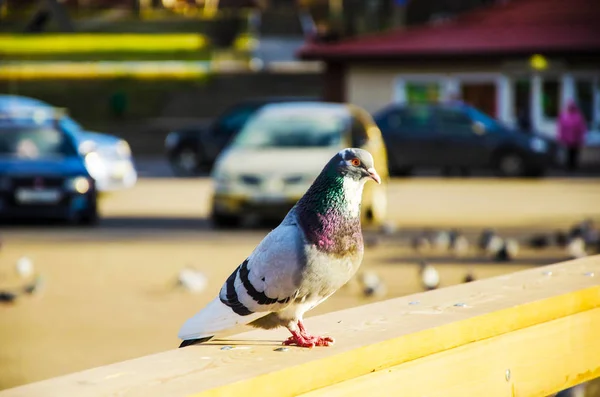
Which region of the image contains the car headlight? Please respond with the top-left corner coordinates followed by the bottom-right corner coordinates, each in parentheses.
top-left (84, 152), bottom-right (106, 180)
top-left (530, 137), bottom-right (548, 153)
top-left (165, 132), bottom-right (179, 150)
top-left (213, 171), bottom-right (234, 188)
top-left (116, 140), bottom-right (131, 157)
top-left (64, 176), bottom-right (91, 194)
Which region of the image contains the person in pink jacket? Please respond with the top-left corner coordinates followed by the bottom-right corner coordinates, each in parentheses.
top-left (558, 100), bottom-right (587, 171)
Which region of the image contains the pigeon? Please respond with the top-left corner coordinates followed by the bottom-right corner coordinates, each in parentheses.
top-left (0, 291), bottom-right (17, 304)
top-left (15, 256), bottom-right (34, 279)
top-left (462, 269), bottom-right (476, 283)
top-left (449, 229), bottom-right (469, 257)
top-left (418, 260), bottom-right (440, 290)
top-left (178, 148), bottom-right (382, 348)
top-left (432, 230), bottom-right (451, 252)
top-left (527, 234), bottom-right (551, 249)
top-left (176, 267), bottom-right (208, 294)
top-left (356, 271), bottom-right (386, 298)
top-left (380, 221), bottom-right (397, 236)
top-left (566, 236), bottom-right (587, 259)
top-left (554, 230), bottom-right (569, 248)
top-left (494, 238), bottom-right (519, 262)
top-left (478, 228), bottom-right (497, 253)
top-left (410, 231), bottom-right (431, 253)
top-left (22, 276), bottom-right (43, 295)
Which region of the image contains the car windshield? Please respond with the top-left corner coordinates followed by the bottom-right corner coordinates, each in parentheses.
top-left (231, 110), bottom-right (347, 148)
top-left (464, 106), bottom-right (507, 132)
top-left (0, 126), bottom-right (77, 159)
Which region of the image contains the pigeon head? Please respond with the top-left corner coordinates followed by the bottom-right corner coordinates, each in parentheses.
top-left (294, 148), bottom-right (380, 256)
top-left (336, 148), bottom-right (381, 184)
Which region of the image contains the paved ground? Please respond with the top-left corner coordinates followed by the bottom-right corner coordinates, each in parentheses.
top-left (0, 175), bottom-right (599, 391)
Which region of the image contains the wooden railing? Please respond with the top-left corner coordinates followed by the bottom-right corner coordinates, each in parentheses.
top-left (1, 256), bottom-right (599, 397)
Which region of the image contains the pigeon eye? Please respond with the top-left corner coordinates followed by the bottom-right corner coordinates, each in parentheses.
top-left (350, 158), bottom-right (361, 167)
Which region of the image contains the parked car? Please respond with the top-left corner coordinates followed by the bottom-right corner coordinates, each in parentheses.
top-left (0, 108), bottom-right (99, 224)
top-left (0, 95), bottom-right (137, 192)
top-left (373, 103), bottom-right (563, 177)
top-left (164, 96), bottom-right (318, 176)
top-left (210, 101), bottom-right (389, 228)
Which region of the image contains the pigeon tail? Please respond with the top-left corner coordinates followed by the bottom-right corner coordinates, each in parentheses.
top-left (179, 336), bottom-right (213, 348)
top-left (178, 297), bottom-right (264, 341)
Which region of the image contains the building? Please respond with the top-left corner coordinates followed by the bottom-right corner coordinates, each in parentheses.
top-left (298, 0), bottom-right (600, 143)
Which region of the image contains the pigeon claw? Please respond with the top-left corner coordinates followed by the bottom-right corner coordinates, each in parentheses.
top-left (284, 330), bottom-right (335, 348)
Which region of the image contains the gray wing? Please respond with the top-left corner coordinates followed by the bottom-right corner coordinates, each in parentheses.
top-left (218, 213), bottom-right (306, 316)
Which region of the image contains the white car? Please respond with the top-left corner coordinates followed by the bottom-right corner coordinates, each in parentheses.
top-left (210, 102), bottom-right (390, 228)
top-left (77, 130), bottom-right (137, 192)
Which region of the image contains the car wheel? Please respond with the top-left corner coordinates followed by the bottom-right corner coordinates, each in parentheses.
top-left (211, 213), bottom-right (241, 229)
top-left (170, 147), bottom-right (200, 177)
top-left (495, 152), bottom-right (527, 177)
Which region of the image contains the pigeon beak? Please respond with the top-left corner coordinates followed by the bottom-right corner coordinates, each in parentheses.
top-left (367, 167), bottom-right (381, 184)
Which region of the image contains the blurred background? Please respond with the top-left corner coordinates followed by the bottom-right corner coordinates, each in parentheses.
top-left (0, 0), bottom-right (599, 396)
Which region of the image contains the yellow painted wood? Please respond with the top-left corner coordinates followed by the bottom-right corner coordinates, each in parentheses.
top-left (0, 257), bottom-right (598, 397)
top-left (0, 62), bottom-right (210, 80)
top-left (301, 308), bottom-right (600, 397)
top-left (0, 34), bottom-right (207, 53)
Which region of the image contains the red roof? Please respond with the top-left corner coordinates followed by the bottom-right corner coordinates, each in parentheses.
top-left (298, 0), bottom-right (600, 60)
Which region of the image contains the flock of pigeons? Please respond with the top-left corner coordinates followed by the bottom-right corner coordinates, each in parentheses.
top-left (527, 218), bottom-right (600, 259)
top-left (357, 218), bottom-right (600, 297)
top-left (2, 219), bottom-right (596, 306)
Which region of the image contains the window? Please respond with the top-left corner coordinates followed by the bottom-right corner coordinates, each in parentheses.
top-left (215, 104), bottom-right (258, 136)
top-left (0, 126), bottom-right (77, 158)
top-left (576, 80), bottom-right (594, 124)
top-left (406, 82), bottom-right (441, 104)
top-left (436, 107), bottom-right (473, 134)
top-left (231, 110), bottom-right (345, 149)
top-left (542, 79), bottom-right (560, 119)
top-left (375, 106), bottom-right (433, 134)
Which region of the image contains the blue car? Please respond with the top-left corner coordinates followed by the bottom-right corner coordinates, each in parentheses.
top-left (0, 95), bottom-right (137, 193)
top-left (0, 107), bottom-right (99, 225)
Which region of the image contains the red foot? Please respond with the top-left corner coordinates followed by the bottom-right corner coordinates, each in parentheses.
top-left (283, 321), bottom-right (335, 348)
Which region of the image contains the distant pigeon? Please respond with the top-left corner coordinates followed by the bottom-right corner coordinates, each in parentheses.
top-left (449, 229), bottom-right (469, 257)
top-left (0, 276), bottom-right (43, 304)
top-left (380, 222), bottom-right (397, 236)
top-left (178, 148), bottom-right (382, 348)
top-left (357, 271), bottom-right (386, 298)
top-left (485, 236), bottom-right (505, 257)
top-left (566, 236), bottom-right (587, 259)
top-left (177, 267), bottom-right (208, 294)
top-left (554, 230), bottom-right (569, 248)
top-left (494, 238), bottom-right (519, 262)
top-left (411, 232), bottom-right (431, 253)
top-left (478, 228), bottom-right (497, 253)
top-left (432, 230), bottom-right (451, 252)
top-left (418, 261), bottom-right (440, 290)
top-left (15, 256), bottom-right (34, 279)
top-left (527, 234), bottom-right (551, 249)
top-left (22, 276), bottom-right (43, 295)
top-left (463, 271), bottom-right (476, 283)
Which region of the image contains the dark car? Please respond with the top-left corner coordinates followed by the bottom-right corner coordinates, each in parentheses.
top-left (164, 96), bottom-right (318, 176)
top-left (0, 114), bottom-right (98, 225)
top-left (373, 103), bottom-right (562, 177)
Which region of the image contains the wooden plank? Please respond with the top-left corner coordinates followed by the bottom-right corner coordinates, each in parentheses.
top-left (1, 257), bottom-right (599, 397)
top-left (301, 307), bottom-right (600, 397)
